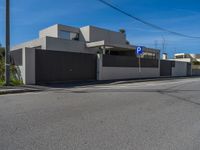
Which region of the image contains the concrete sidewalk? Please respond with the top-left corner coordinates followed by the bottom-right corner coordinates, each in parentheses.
top-left (0, 76), bottom-right (199, 95)
top-left (37, 76), bottom-right (200, 89)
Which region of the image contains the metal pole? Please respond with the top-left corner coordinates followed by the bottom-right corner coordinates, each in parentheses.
top-left (139, 55), bottom-right (141, 73)
top-left (5, 0), bottom-right (10, 85)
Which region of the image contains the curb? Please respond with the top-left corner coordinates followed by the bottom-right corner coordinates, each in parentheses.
top-left (0, 88), bottom-right (41, 95)
top-left (34, 76), bottom-right (200, 89)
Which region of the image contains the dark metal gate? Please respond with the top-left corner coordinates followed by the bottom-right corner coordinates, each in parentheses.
top-left (160, 60), bottom-right (175, 76)
top-left (35, 49), bottom-right (97, 84)
top-left (187, 63), bottom-right (192, 76)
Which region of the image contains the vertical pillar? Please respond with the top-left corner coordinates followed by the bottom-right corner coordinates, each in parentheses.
top-left (22, 48), bottom-right (36, 84)
top-left (158, 52), bottom-right (161, 77)
top-left (97, 53), bottom-right (103, 80)
top-left (102, 46), bottom-right (106, 55)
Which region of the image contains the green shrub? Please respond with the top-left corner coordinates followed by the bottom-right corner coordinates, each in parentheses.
top-left (0, 58), bottom-right (5, 81)
top-left (0, 47), bottom-right (23, 86)
top-left (193, 61), bottom-right (200, 65)
top-left (0, 80), bottom-right (4, 86)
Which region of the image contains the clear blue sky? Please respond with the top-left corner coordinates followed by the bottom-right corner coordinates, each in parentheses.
top-left (0, 0), bottom-right (200, 57)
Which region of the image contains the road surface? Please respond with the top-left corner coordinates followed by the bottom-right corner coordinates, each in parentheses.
top-left (1, 78), bottom-right (200, 150)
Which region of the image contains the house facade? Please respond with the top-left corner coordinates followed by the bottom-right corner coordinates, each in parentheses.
top-left (12, 24), bottom-right (159, 57)
top-left (11, 24), bottom-right (162, 84)
top-left (173, 53), bottom-right (200, 76)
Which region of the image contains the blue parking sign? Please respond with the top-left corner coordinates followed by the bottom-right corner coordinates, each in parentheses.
top-left (136, 46), bottom-right (144, 55)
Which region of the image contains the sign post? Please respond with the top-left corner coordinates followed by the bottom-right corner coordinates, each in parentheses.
top-left (136, 46), bottom-right (144, 73)
top-left (139, 55), bottom-right (141, 72)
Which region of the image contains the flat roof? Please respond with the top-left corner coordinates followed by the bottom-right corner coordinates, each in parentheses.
top-left (86, 41), bottom-right (134, 51)
top-left (86, 41), bottom-right (160, 53)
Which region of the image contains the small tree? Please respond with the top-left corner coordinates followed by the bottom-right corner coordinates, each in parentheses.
top-left (119, 28), bottom-right (126, 34)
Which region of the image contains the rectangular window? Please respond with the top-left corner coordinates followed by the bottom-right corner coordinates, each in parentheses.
top-left (70, 32), bottom-right (79, 40)
top-left (58, 30), bottom-right (70, 39)
top-left (58, 30), bottom-right (79, 41)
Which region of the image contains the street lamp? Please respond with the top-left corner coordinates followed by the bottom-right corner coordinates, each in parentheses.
top-left (5, 0), bottom-right (10, 86)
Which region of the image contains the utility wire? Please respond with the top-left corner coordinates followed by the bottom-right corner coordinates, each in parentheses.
top-left (98, 0), bottom-right (200, 39)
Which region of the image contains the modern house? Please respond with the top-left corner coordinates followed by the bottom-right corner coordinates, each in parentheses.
top-left (174, 53), bottom-right (200, 63)
top-left (173, 53), bottom-right (200, 76)
top-left (11, 24), bottom-right (161, 84)
top-left (12, 24), bottom-right (159, 57)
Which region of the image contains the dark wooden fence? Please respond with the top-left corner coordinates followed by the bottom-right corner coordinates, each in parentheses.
top-left (103, 55), bottom-right (159, 68)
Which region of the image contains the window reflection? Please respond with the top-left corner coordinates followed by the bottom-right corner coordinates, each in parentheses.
top-left (58, 30), bottom-right (79, 41)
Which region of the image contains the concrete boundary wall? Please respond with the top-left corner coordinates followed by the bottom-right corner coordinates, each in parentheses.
top-left (99, 67), bottom-right (160, 80)
top-left (172, 61), bottom-right (188, 77)
top-left (103, 55), bottom-right (159, 68)
top-left (192, 69), bottom-right (200, 76)
top-left (97, 54), bottom-right (160, 80)
top-left (11, 48), bottom-right (36, 85)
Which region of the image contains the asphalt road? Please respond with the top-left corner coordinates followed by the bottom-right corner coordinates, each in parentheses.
top-left (1, 78), bottom-right (200, 150)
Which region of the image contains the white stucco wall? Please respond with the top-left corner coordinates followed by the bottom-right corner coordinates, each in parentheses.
top-left (172, 61), bottom-right (188, 77)
top-left (99, 67), bottom-right (160, 80)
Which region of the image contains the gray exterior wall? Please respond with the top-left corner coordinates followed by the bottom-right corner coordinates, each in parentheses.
top-left (11, 36), bottom-right (99, 55)
top-left (45, 37), bottom-right (99, 54)
top-left (80, 26), bottom-right (127, 45)
top-left (192, 69), bottom-right (200, 76)
top-left (39, 24), bottom-right (81, 39)
top-left (160, 60), bottom-right (191, 77)
top-left (100, 67), bottom-right (160, 80)
top-left (23, 48), bottom-right (36, 84)
top-left (12, 48), bottom-right (36, 85)
top-left (172, 61), bottom-right (188, 77)
top-left (11, 38), bottom-right (46, 51)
